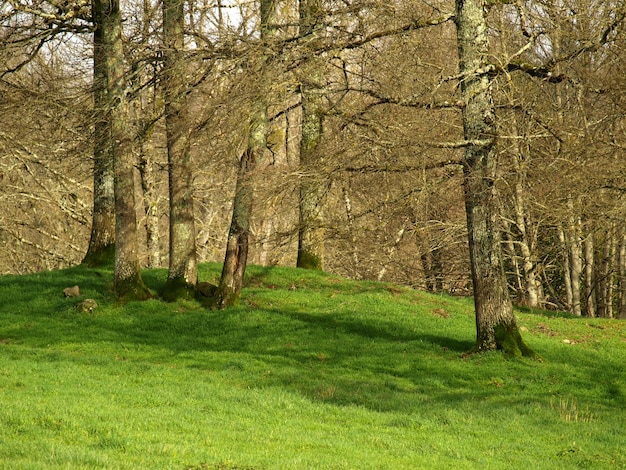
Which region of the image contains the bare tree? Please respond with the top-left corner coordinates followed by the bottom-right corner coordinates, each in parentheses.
top-left (91, 0), bottom-right (151, 299)
top-left (455, 0), bottom-right (536, 356)
top-left (83, 0), bottom-right (115, 266)
top-left (161, 0), bottom-right (199, 300)
top-left (296, 0), bottom-right (326, 270)
top-left (215, 0), bottom-right (276, 308)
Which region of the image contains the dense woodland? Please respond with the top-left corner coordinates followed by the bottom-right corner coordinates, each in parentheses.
top-left (1, 0), bottom-right (626, 351)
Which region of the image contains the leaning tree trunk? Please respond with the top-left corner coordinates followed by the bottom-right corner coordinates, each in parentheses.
top-left (296, 0), bottom-right (326, 271)
top-left (215, 142), bottom-right (258, 308)
top-left (83, 0), bottom-right (115, 267)
top-left (161, 0), bottom-right (198, 301)
top-left (97, 0), bottom-right (151, 301)
top-left (455, 0), bottom-right (537, 357)
top-left (215, 0), bottom-right (275, 308)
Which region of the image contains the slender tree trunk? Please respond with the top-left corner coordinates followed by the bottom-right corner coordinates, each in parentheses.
top-left (605, 234), bottom-right (616, 318)
top-left (162, 0), bottom-right (198, 300)
top-left (342, 186), bottom-right (361, 279)
top-left (618, 232), bottom-right (626, 319)
top-left (584, 234), bottom-right (596, 317)
top-left (559, 226), bottom-right (574, 312)
top-left (595, 228), bottom-right (616, 318)
top-left (138, 146), bottom-right (160, 268)
top-left (83, 0), bottom-right (115, 266)
top-left (455, 0), bottom-right (536, 357)
top-left (216, 126), bottom-right (261, 308)
top-left (296, 0), bottom-right (325, 270)
top-left (513, 179), bottom-right (541, 307)
top-left (501, 217), bottom-right (523, 300)
top-left (215, 0), bottom-right (275, 308)
top-left (567, 209), bottom-right (583, 316)
top-left (95, 0), bottom-right (150, 300)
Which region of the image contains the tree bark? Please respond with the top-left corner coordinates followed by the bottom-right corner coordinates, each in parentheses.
top-left (162, 0), bottom-right (198, 301)
top-left (618, 232), bottom-right (626, 319)
top-left (513, 174), bottom-right (541, 308)
top-left (567, 208), bottom-right (583, 316)
top-left (455, 0), bottom-right (537, 357)
top-left (215, 145), bottom-right (257, 308)
top-left (584, 233), bottom-right (596, 317)
top-left (83, 0), bottom-right (115, 267)
top-left (558, 226), bottom-right (574, 312)
top-left (296, 0), bottom-right (326, 271)
top-left (215, 0), bottom-right (275, 308)
top-left (95, 0), bottom-right (150, 300)
top-left (138, 145), bottom-right (161, 268)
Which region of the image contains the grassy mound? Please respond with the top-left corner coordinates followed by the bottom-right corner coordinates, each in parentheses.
top-left (0, 263), bottom-right (624, 468)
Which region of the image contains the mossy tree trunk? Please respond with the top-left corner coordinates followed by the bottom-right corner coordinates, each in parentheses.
top-left (83, 0), bottom-right (115, 267)
top-left (95, 0), bottom-right (151, 301)
top-left (455, 0), bottom-right (537, 357)
top-left (215, 0), bottom-right (275, 308)
top-left (161, 0), bottom-right (198, 301)
top-left (296, 0), bottom-right (326, 271)
top-left (215, 144), bottom-right (257, 308)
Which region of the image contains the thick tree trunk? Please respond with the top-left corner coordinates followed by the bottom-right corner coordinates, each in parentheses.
top-left (83, 0), bottom-right (115, 267)
top-left (162, 0), bottom-right (198, 301)
top-left (296, 0), bottom-right (325, 271)
top-left (95, 0), bottom-right (150, 300)
top-left (455, 0), bottom-right (536, 357)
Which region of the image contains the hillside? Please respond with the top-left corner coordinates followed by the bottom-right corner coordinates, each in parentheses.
top-left (0, 263), bottom-right (624, 469)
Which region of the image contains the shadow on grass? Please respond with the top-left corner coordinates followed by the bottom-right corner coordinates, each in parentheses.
top-left (2, 264), bottom-right (625, 414)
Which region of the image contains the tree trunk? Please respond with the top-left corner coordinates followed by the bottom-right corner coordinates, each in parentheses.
top-left (215, 0), bottom-right (275, 308)
top-left (618, 232), bottom-right (626, 319)
top-left (138, 145), bottom-right (161, 268)
top-left (583, 234), bottom-right (596, 317)
top-left (96, 0), bottom-right (150, 300)
top-left (595, 228), bottom-right (616, 318)
top-left (567, 210), bottom-right (583, 316)
top-left (455, 0), bottom-right (537, 357)
top-left (83, 0), bottom-right (115, 267)
top-left (215, 143), bottom-right (258, 308)
top-left (162, 0), bottom-right (198, 301)
top-left (513, 177), bottom-right (541, 308)
top-left (559, 226), bottom-right (574, 312)
top-left (296, 0), bottom-right (326, 271)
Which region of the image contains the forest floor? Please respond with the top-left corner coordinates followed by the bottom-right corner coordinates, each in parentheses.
top-left (0, 263), bottom-right (624, 469)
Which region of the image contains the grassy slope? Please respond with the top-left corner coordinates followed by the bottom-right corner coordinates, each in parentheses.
top-left (0, 263), bottom-right (624, 469)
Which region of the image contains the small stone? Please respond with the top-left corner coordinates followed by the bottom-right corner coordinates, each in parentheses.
top-left (76, 299), bottom-right (98, 313)
top-left (63, 285), bottom-right (80, 297)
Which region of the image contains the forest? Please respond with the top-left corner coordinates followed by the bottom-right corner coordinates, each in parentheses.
top-left (1, 0), bottom-right (625, 349)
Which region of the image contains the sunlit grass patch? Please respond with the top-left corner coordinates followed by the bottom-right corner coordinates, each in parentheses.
top-left (0, 263), bottom-right (625, 468)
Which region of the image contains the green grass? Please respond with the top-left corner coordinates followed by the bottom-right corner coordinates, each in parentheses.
top-left (0, 263), bottom-right (624, 469)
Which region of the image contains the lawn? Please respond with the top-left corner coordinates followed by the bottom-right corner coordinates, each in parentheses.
top-left (0, 263), bottom-right (624, 469)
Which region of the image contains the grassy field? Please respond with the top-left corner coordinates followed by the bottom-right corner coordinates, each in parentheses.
top-left (0, 263), bottom-right (624, 469)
